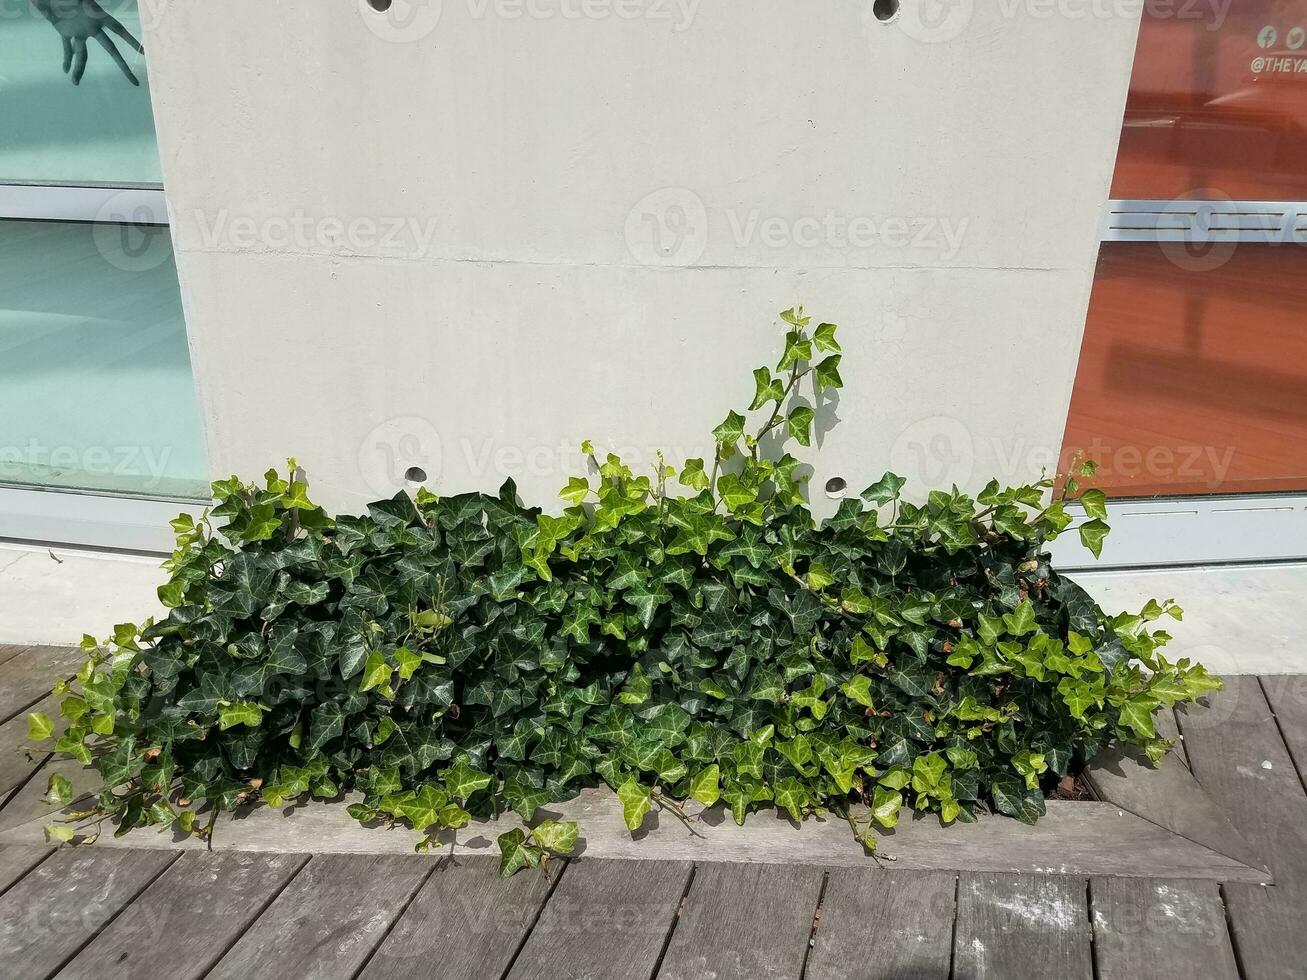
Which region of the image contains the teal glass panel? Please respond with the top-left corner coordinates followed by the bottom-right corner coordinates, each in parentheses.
top-left (0, 1), bottom-right (161, 185)
top-left (0, 219), bottom-right (207, 498)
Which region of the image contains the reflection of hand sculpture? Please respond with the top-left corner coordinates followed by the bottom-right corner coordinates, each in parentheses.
top-left (31, 0), bottom-right (143, 86)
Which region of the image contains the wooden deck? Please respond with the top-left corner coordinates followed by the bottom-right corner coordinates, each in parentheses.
top-left (0, 645), bottom-right (1304, 979)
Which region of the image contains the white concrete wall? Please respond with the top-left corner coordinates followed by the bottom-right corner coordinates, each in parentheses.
top-left (142, 0), bottom-right (1140, 515)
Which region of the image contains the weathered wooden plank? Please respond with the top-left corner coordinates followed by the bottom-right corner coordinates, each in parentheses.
top-left (0, 646), bottom-right (32, 669)
top-left (1259, 674), bottom-right (1307, 784)
top-left (1177, 676), bottom-right (1307, 979)
top-left (1091, 877), bottom-right (1238, 980)
top-left (0, 789), bottom-right (1266, 882)
top-left (507, 858), bottom-right (691, 980)
top-left (1086, 703), bottom-right (1264, 873)
top-left (804, 869), bottom-right (955, 980)
top-left (56, 851), bottom-right (308, 980)
top-left (1177, 676), bottom-right (1307, 880)
top-left (360, 855), bottom-right (556, 980)
top-left (205, 853), bottom-right (431, 980)
top-left (1220, 881), bottom-right (1303, 980)
top-left (657, 862), bottom-right (823, 980)
top-left (0, 843), bottom-right (50, 893)
top-left (0, 847), bottom-right (178, 978)
top-left (952, 873), bottom-right (1092, 980)
top-left (0, 645), bottom-right (83, 725)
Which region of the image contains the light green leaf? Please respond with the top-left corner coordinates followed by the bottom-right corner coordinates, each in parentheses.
top-left (217, 701), bottom-right (262, 731)
top-left (618, 778), bottom-right (653, 832)
top-left (813, 322), bottom-right (841, 353)
top-left (42, 773), bottom-right (73, 807)
top-left (26, 712), bottom-right (53, 742)
top-left (497, 828), bottom-right (542, 877)
top-left (532, 819), bottom-right (579, 855)
top-left (690, 765), bottom-right (720, 806)
top-left (871, 786), bottom-right (902, 828)
top-left (1079, 488), bottom-right (1108, 520)
top-left (813, 355), bottom-right (843, 390)
top-left (786, 407), bottom-right (816, 447)
top-left (1079, 518), bottom-right (1111, 559)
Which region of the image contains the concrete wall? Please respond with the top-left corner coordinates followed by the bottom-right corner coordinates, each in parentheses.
top-left (143, 0), bottom-right (1140, 516)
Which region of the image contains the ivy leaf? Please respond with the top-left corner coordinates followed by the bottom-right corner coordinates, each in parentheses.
top-left (813, 322), bottom-right (841, 353)
top-left (618, 778), bottom-right (653, 832)
top-left (1003, 600), bottom-right (1036, 637)
top-left (786, 407), bottom-right (816, 447)
top-left (679, 458), bottom-right (710, 492)
top-left (217, 702), bottom-right (263, 731)
top-left (531, 819), bottom-right (579, 855)
top-left (560, 476), bottom-right (591, 505)
top-left (813, 355), bottom-right (843, 390)
top-left (444, 758), bottom-right (494, 802)
top-left (42, 772), bottom-right (73, 807)
top-left (26, 712), bottom-right (54, 742)
top-left (1079, 488), bottom-right (1108, 520)
top-left (777, 331), bottom-right (813, 371)
top-left (862, 472), bottom-right (906, 505)
top-left (359, 651), bottom-right (393, 695)
top-left (392, 784), bottom-right (448, 832)
top-left (497, 828), bottom-right (542, 878)
top-left (1079, 518), bottom-right (1111, 559)
top-left (1118, 697), bottom-right (1157, 738)
top-left (750, 368), bottom-right (785, 410)
top-left (991, 777), bottom-right (1046, 825)
top-left (690, 764), bottom-right (720, 806)
top-left (773, 777), bottom-right (806, 822)
top-left (713, 411), bottom-right (747, 453)
top-left (871, 786), bottom-right (902, 828)
top-left (841, 674), bottom-right (875, 708)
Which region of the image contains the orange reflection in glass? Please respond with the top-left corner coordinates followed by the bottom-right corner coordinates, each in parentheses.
top-left (1061, 243), bottom-right (1307, 497)
top-left (1113, 2), bottom-right (1307, 201)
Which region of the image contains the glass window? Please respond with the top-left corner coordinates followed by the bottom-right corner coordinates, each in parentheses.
top-left (1064, 2), bottom-right (1307, 499)
top-left (0, 1), bottom-right (161, 185)
top-left (0, 219), bottom-right (208, 498)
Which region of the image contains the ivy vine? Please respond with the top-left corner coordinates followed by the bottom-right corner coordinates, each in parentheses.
top-left (30, 307), bottom-right (1221, 874)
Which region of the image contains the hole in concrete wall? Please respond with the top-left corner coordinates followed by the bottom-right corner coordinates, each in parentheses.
top-left (824, 477), bottom-right (848, 499)
top-left (403, 466), bottom-right (427, 484)
top-left (367, 0), bottom-right (393, 11)
top-left (872, 0), bottom-right (900, 22)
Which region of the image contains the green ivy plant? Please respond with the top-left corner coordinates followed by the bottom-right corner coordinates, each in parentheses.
top-left (30, 307), bottom-right (1221, 873)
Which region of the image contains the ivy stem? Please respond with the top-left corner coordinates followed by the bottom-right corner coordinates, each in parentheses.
top-left (652, 790), bottom-right (706, 839)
